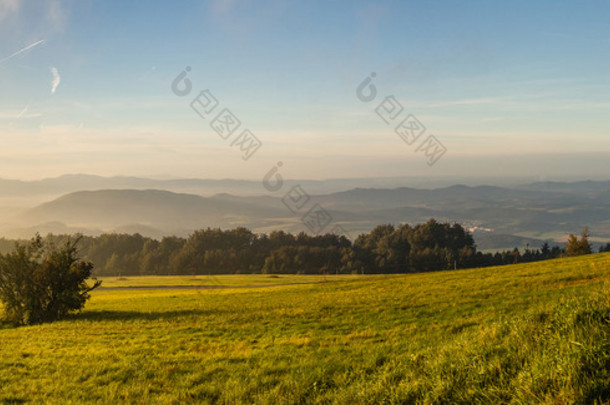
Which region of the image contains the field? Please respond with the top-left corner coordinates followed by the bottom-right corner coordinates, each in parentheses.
top-left (1, 255), bottom-right (610, 404)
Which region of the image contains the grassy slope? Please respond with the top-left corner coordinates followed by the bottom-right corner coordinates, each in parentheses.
top-left (0, 255), bottom-right (609, 404)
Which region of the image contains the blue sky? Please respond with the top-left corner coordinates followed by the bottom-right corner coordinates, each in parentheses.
top-left (1, 0), bottom-right (609, 181)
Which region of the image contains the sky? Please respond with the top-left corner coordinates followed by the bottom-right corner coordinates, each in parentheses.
top-left (1, 0), bottom-right (609, 181)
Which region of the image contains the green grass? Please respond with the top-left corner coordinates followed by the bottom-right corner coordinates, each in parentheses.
top-left (1, 255), bottom-right (610, 404)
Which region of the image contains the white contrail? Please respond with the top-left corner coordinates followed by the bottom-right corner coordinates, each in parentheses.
top-left (15, 104), bottom-right (29, 119)
top-left (0, 39), bottom-right (45, 65)
top-left (50, 66), bottom-right (60, 94)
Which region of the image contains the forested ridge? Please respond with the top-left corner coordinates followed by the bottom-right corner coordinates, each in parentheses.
top-left (1, 219), bottom-right (588, 276)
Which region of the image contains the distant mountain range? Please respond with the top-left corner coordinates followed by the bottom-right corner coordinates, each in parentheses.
top-left (1, 174), bottom-right (497, 199)
top-left (2, 176), bottom-right (610, 251)
top-left (0, 175), bottom-right (610, 250)
top-left (22, 189), bottom-right (285, 236)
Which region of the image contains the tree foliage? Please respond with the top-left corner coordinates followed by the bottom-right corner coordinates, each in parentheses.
top-left (0, 235), bottom-right (101, 326)
top-left (566, 227), bottom-right (592, 257)
top-left (9, 220), bottom-right (575, 277)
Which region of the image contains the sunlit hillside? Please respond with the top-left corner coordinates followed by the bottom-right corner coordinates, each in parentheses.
top-left (1, 254), bottom-right (610, 403)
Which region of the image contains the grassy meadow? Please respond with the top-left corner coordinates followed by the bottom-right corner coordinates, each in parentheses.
top-left (1, 254), bottom-right (610, 404)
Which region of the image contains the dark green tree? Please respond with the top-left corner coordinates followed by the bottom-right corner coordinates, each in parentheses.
top-left (0, 236), bottom-right (101, 326)
top-left (566, 227), bottom-right (592, 257)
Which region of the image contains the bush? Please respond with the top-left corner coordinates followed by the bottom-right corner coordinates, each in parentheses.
top-left (0, 235), bottom-right (101, 326)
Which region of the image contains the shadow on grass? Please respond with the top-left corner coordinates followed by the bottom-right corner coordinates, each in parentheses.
top-left (68, 309), bottom-right (219, 322)
top-left (1, 397), bottom-right (27, 404)
top-left (0, 320), bottom-right (14, 330)
top-left (0, 309), bottom-right (224, 327)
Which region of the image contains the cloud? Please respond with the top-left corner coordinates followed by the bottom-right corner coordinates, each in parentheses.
top-left (481, 117), bottom-right (506, 123)
top-left (46, 0), bottom-right (67, 32)
top-left (0, 39), bottom-right (45, 65)
top-left (211, 0), bottom-right (238, 15)
top-left (424, 97), bottom-right (503, 108)
top-left (50, 66), bottom-right (61, 94)
top-left (0, 0), bottom-right (20, 21)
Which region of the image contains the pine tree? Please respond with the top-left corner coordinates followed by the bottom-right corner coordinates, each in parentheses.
top-left (566, 227), bottom-right (592, 257)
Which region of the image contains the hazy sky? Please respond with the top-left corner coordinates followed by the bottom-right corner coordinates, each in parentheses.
top-left (1, 0), bottom-right (609, 181)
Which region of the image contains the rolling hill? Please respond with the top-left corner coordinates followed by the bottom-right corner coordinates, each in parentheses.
top-left (21, 189), bottom-right (288, 237)
top-left (3, 180), bottom-right (610, 250)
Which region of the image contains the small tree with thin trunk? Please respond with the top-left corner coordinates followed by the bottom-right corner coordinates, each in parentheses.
top-left (0, 235), bottom-right (101, 326)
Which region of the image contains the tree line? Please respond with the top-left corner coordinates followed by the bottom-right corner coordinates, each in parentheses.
top-left (2, 219), bottom-right (602, 277)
